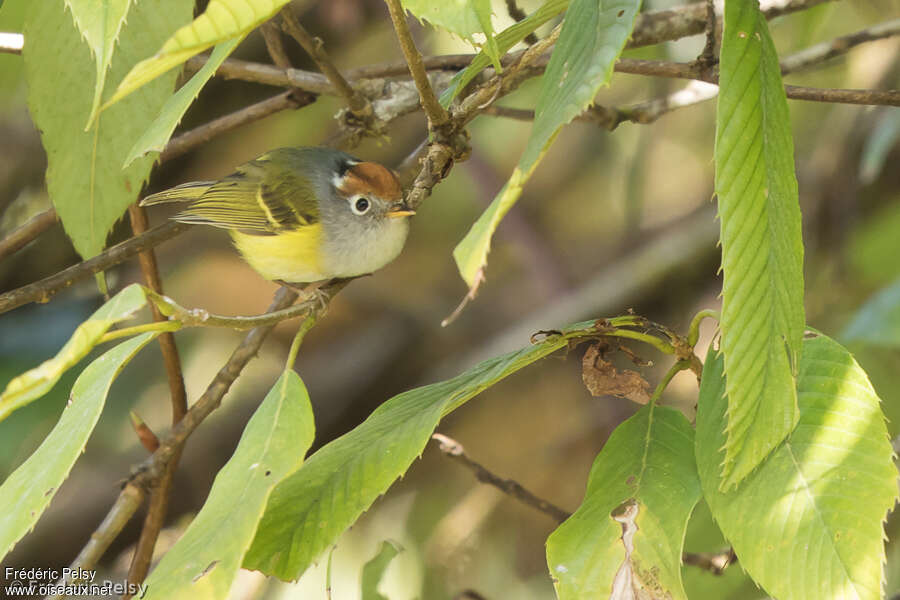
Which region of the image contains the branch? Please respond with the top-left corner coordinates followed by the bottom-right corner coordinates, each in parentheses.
top-left (504, 0), bottom-right (539, 45)
top-left (279, 7), bottom-right (372, 121)
top-left (384, 0), bottom-right (450, 130)
top-left (124, 205), bottom-right (188, 592)
top-left (0, 207), bottom-right (58, 261)
top-left (682, 548), bottom-right (737, 575)
top-left (159, 91), bottom-right (313, 163)
top-left (780, 17), bottom-right (900, 73)
top-left (0, 221), bottom-right (188, 314)
top-left (431, 433), bottom-right (572, 523)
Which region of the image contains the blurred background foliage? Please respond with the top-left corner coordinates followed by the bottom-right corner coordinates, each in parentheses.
top-left (0, 0), bottom-right (898, 598)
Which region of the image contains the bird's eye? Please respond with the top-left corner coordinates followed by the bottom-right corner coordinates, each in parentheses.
top-left (351, 196), bottom-right (371, 215)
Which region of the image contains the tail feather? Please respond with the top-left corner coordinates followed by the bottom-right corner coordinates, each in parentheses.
top-left (140, 181), bottom-right (214, 206)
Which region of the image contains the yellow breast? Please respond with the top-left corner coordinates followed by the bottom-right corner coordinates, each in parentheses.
top-left (231, 225), bottom-right (327, 282)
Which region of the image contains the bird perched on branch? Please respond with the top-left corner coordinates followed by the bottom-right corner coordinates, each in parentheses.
top-left (141, 146), bottom-right (415, 285)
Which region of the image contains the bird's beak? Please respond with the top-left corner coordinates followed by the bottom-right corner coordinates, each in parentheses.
top-left (387, 201), bottom-right (416, 218)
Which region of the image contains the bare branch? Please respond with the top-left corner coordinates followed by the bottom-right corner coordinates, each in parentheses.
top-left (160, 91), bottom-right (313, 163)
top-left (0, 208), bottom-right (58, 262)
top-left (0, 221), bottom-right (188, 314)
top-left (504, 0), bottom-right (539, 45)
top-left (682, 548), bottom-right (738, 575)
top-left (431, 433), bottom-right (572, 523)
top-left (279, 6), bottom-right (372, 121)
top-left (124, 205), bottom-right (188, 592)
top-left (384, 0), bottom-right (450, 130)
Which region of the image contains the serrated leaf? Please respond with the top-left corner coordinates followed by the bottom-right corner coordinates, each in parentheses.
top-left (0, 284), bottom-right (147, 422)
top-left (546, 404), bottom-right (700, 600)
top-left (24, 0), bottom-right (194, 259)
top-left (142, 369), bottom-right (314, 600)
top-left (243, 321), bottom-right (604, 581)
top-left (842, 277), bottom-right (900, 348)
top-left (0, 332), bottom-right (157, 561)
top-left (124, 36), bottom-right (244, 168)
top-left (695, 336), bottom-right (898, 600)
top-left (63, 0), bottom-right (132, 128)
top-left (402, 0), bottom-right (498, 67)
top-left (713, 0), bottom-right (805, 489)
top-left (361, 540), bottom-right (402, 600)
top-left (107, 0), bottom-right (291, 109)
top-left (439, 0), bottom-right (569, 107)
top-left (452, 0), bottom-right (640, 290)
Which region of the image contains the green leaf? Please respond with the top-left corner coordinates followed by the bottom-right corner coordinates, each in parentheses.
top-left (361, 540), bottom-right (402, 600)
top-left (0, 284), bottom-right (147, 422)
top-left (243, 321), bottom-right (604, 580)
top-left (452, 0), bottom-right (640, 290)
top-left (142, 370), bottom-right (314, 600)
top-left (695, 336), bottom-right (898, 600)
top-left (439, 0), bottom-right (569, 107)
top-left (107, 0), bottom-right (291, 108)
top-left (23, 0), bottom-right (194, 259)
top-left (63, 0), bottom-right (132, 128)
top-left (842, 277), bottom-right (900, 348)
top-left (546, 405), bottom-right (700, 600)
top-left (401, 0), bottom-right (498, 67)
top-left (0, 332), bottom-right (157, 561)
top-left (713, 0), bottom-right (805, 489)
top-left (124, 36), bottom-right (244, 168)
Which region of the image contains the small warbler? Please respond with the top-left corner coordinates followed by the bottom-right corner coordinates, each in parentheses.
top-left (141, 146), bottom-right (415, 283)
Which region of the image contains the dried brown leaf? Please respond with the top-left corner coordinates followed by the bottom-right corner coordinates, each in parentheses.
top-left (582, 343), bottom-right (651, 404)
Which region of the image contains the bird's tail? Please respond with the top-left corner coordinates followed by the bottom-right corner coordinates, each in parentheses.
top-left (140, 181), bottom-right (214, 206)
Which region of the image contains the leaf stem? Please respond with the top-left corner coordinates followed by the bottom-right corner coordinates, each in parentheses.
top-left (648, 360), bottom-right (691, 406)
top-left (286, 314), bottom-right (319, 370)
top-left (688, 309), bottom-right (720, 347)
top-left (98, 321), bottom-right (181, 344)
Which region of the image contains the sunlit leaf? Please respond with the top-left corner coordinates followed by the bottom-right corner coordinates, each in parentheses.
top-left (107, 0), bottom-right (291, 109)
top-left (0, 333), bottom-right (158, 561)
top-left (63, 0), bottom-right (132, 127)
top-left (402, 0), bottom-right (499, 67)
top-left (142, 370), bottom-right (314, 600)
top-left (23, 0), bottom-right (193, 258)
top-left (546, 404), bottom-right (699, 600)
top-left (696, 336), bottom-right (898, 600)
top-left (124, 36), bottom-right (244, 167)
top-left (713, 0), bottom-right (805, 489)
top-left (452, 0), bottom-right (640, 290)
top-left (243, 321), bottom-right (604, 580)
top-left (0, 284), bottom-right (147, 422)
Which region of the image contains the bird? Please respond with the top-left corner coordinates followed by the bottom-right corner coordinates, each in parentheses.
top-left (141, 146), bottom-right (415, 287)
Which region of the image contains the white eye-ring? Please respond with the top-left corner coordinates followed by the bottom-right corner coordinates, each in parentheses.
top-left (350, 195), bottom-right (371, 215)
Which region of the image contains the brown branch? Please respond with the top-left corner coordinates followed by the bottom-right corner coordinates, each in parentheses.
top-left (781, 17), bottom-right (900, 72)
top-left (279, 7), bottom-right (372, 121)
top-left (504, 0), bottom-right (539, 45)
top-left (260, 21), bottom-right (294, 71)
top-left (124, 205), bottom-right (188, 593)
top-left (384, 0), bottom-right (450, 130)
top-left (0, 207), bottom-right (58, 262)
top-left (0, 220), bottom-right (188, 314)
top-left (682, 548), bottom-right (737, 575)
top-left (159, 91), bottom-right (313, 163)
top-left (431, 433), bottom-right (572, 523)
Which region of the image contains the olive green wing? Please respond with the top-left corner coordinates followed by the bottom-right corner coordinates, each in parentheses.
top-left (157, 156), bottom-right (320, 234)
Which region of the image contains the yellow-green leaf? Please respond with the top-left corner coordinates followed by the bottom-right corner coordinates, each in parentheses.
top-left (0, 284), bottom-right (147, 422)
top-left (107, 0), bottom-right (291, 109)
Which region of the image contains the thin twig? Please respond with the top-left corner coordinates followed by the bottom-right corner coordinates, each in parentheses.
top-left (159, 91), bottom-right (313, 163)
top-left (279, 6), bottom-right (372, 120)
top-left (0, 221), bottom-right (188, 314)
top-left (504, 0), bottom-right (539, 45)
top-left (682, 548), bottom-right (737, 575)
top-left (431, 433), bottom-right (572, 523)
top-left (780, 17), bottom-right (900, 73)
top-left (384, 0), bottom-right (450, 130)
top-left (124, 205), bottom-right (188, 593)
top-left (0, 207), bottom-right (58, 262)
